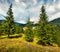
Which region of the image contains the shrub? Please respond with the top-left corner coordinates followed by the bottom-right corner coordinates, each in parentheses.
top-left (24, 28), bottom-right (34, 42)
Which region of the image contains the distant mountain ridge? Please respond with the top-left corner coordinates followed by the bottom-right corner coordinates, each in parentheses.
top-left (50, 18), bottom-right (60, 26)
top-left (0, 20), bottom-right (26, 27)
top-left (0, 20), bottom-right (5, 22)
top-left (0, 18), bottom-right (60, 27)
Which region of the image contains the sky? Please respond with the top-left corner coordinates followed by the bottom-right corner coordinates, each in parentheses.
top-left (0, 0), bottom-right (60, 24)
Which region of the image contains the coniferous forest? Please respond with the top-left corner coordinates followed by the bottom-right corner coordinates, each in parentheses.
top-left (0, 4), bottom-right (60, 52)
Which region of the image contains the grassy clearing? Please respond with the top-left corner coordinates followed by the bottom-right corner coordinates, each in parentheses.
top-left (0, 35), bottom-right (60, 52)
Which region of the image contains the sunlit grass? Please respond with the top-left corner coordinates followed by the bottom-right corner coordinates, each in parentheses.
top-left (0, 34), bottom-right (60, 52)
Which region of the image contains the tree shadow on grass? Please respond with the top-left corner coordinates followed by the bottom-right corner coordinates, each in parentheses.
top-left (0, 34), bottom-right (23, 39)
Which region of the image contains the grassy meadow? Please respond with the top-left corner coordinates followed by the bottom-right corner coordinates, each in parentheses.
top-left (0, 34), bottom-right (60, 52)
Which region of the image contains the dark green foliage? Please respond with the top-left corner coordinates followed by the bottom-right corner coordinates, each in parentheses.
top-left (37, 24), bottom-right (56, 46)
top-left (24, 17), bottom-right (34, 42)
top-left (36, 5), bottom-right (56, 46)
top-left (26, 17), bottom-right (32, 28)
top-left (52, 25), bottom-right (60, 46)
top-left (25, 28), bottom-right (34, 42)
top-left (39, 5), bottom-right (48, 25)
top-left (14, 24), bottom-right (23, 34)
top-left (0, 4), bottom-right (23, 38)
top-left (0, 23), bottom-right (3, 36)
top-left (4, 4), bottom-right (15, 37)
top-left (0, 22), bottom-right (6, 36)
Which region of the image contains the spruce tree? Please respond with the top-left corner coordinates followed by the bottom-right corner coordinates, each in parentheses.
top-left (4, 4), bottom-right (15, 37)
top-left (39, 5), bottom-right (48, 37)
top-left (24, 17), bottom-right (34, 42)
top-left (39, 6), bottom-right (48, 24)
top-left (0, 22), bottom-right (5, 36)
top-left (14, 24), bottom-right (23, 34)
top-left (37, 5), bottom-right (54, 46)
top-left (0, 23), bottom-right (2, 36)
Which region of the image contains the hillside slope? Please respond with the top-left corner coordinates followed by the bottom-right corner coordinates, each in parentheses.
top-left (0, 37), bottom-right (60, 52)
top-left (50, 18), bottom-right (60, 26)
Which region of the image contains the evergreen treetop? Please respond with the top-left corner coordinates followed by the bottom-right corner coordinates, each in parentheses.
top-left (39, 5), bottom-right (48, 25)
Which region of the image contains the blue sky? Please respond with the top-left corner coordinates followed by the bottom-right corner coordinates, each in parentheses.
top-left (0, 0), bottom-right (60, 24)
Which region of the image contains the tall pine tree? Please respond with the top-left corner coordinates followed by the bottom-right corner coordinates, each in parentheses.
top-left (4, 4), bottom-right (15, 37)
top-left (24, 17), bottom-right (34, 42)
top-left (39, 5), bottom-right (48, 25)
top-left (39, 5), bottom-right (48, 37)
top-left (37, 5), bottom-right (54, 46)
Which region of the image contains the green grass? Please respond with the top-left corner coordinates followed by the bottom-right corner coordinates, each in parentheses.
top-left (55, 34), bottom-right (60, 47)
top-left (0, 34), bottom-right (60, 52)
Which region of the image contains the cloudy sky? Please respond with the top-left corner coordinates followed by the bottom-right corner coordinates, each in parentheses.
top-left (0, 0), bottom-right (60, 23)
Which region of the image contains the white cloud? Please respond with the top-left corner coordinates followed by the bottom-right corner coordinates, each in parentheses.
top-left (15, 0), bottom-right (19, 3)
top-left (33, 0), bottom-right (37, 5)
top-left (46, 5), bottom-right (56, 15)
top-left (21, 2), bottom-right (26, 7)
top-left (0, 8), bottom-right (5, 15)
top-left (49, 12), bottom-right (60, 21)
top-left (16, 20), bottom-right (26, 24)
top-left (56, 3), bottom-right (60, 10)
top-left (45, 0), bottom-right (60, 21)
top-left (30, 17), bottom-right (39, 22)
top-left (0, 0), bottom-right (60, 23)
